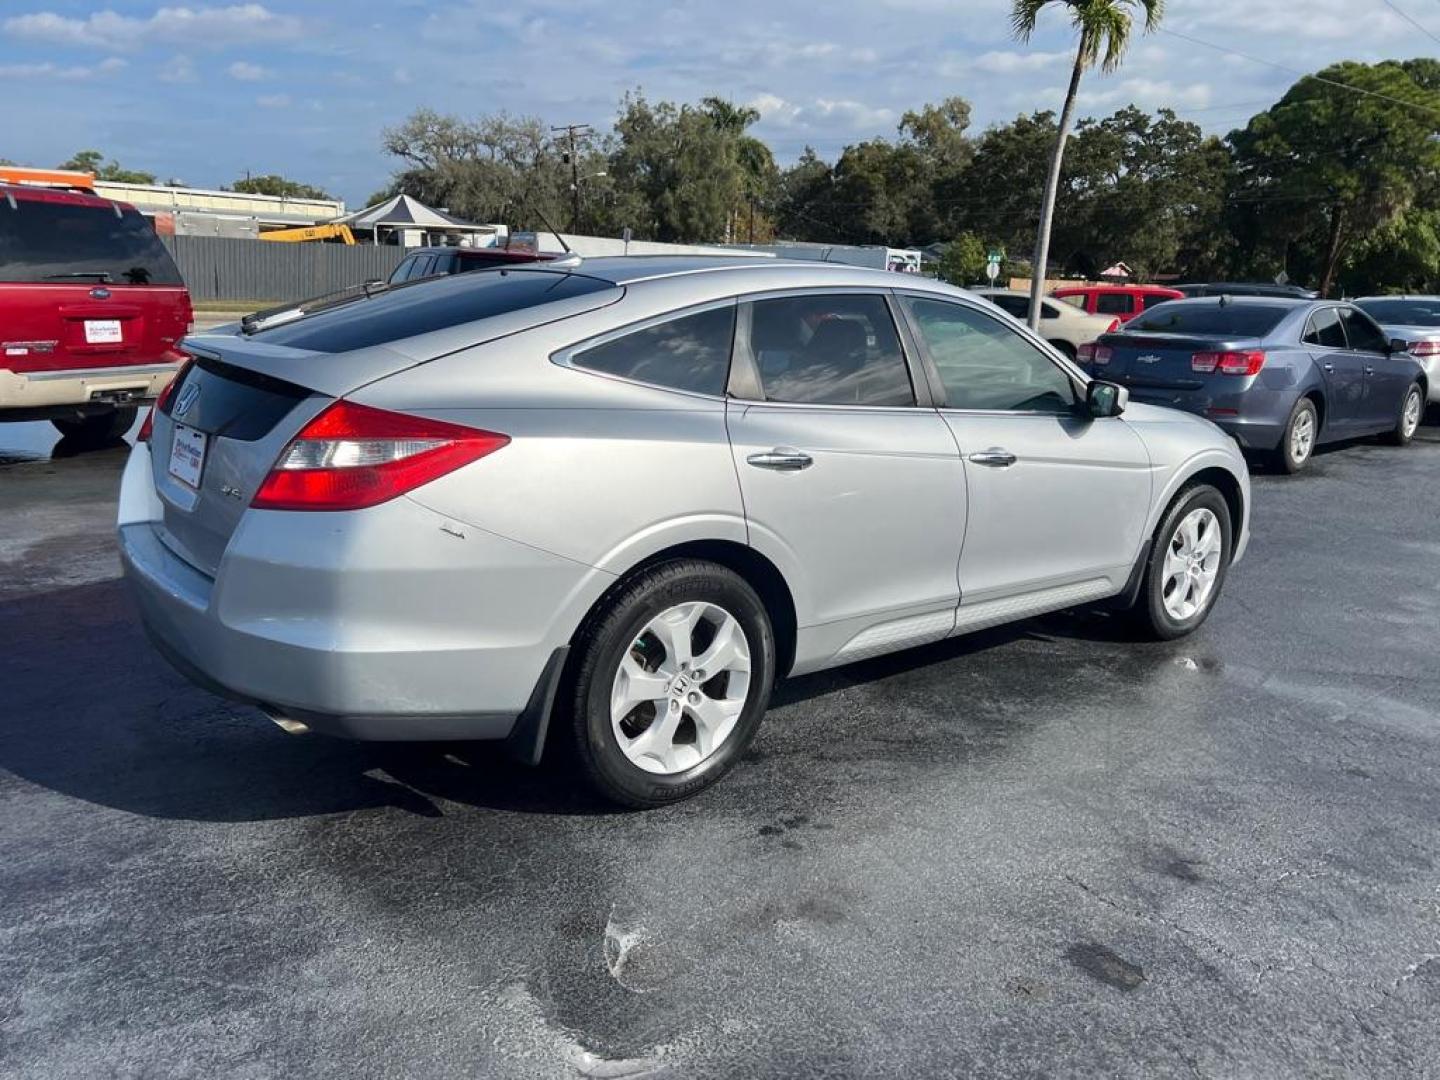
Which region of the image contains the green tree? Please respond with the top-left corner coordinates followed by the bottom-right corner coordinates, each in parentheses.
top-left (230, 174), bottom-right (333, 200)
top-left (59, 149), bottom-right (157, 184)
top-left (933, 233), bottom-right (988, 285)
top-left (1229, 59), bottom-right (1440, 295)
top-left (1011, 0), bottom-right (1164, 328)
top-left (701, 97), bottom-right (779, 242)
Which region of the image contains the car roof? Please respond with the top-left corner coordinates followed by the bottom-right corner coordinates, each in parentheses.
top-left (0, 182), bottom-right (134, 212)
top-left (1354, 294), bottom-right (1440, 303)
top-left (562, 254), bottom-right (951, 291)
top-left (1053, 283), bottom-right (1179, 293)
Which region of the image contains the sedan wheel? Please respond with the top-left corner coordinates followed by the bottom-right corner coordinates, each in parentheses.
top-left (1382, 384), bottom-right (1424, 446)
top-left (570, 559), bottom-right (775, 808)
top-left (1272, 397), bottom-right (1318, 474)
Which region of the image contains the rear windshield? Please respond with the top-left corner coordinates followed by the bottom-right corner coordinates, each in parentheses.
top-left (0, 197), bottom-right (183, 286)
top-left (253, 268), bottom-right (614, 352)
top-left (1355, 299), bottom-right (1440, 328)
top-left (1126, 303), bottom-right (1288, 337)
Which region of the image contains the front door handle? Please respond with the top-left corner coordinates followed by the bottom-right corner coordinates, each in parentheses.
top-left (1323, 362), bottom-right (1334, 373)
top-left (968, 448), bottom-right (1017, 468)
top-left (1365, 365), bottom-right (1376, 376)
top-left (747, 447), bottom-right (813, 471)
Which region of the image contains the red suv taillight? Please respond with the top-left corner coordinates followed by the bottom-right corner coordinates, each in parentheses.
top-left (251, 400), bottom-right (508, 512)
top-left (1078, 343), bottom-right (1112, 365)
top-left (138, 357), bottom-right (193, 442)
top-left (1192, 350), bottom-right (1266, 376)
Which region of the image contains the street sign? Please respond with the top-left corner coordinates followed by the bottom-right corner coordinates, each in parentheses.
top-left (985, 251), bottom-right (1002, 284)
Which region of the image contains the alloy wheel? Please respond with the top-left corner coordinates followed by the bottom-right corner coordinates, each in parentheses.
top-left (1402, 390), bottom-right (1422, 439)
top-left (1161, 508), bottom-right (1223, 621)
top-left (1290, 408), bottom-right (1315, 465)
top-left (609, 601), bottom-right (752, 775)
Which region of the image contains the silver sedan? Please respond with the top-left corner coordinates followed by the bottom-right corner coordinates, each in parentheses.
top-left (119, 257), bottom-right (1250, 806)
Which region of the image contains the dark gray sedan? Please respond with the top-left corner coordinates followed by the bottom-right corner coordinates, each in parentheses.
top-left (1079, 298), bottom-right (1427, 472)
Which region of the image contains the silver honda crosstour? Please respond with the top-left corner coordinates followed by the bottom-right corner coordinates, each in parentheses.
top-left (119, 257), bottom-right (1250, 806)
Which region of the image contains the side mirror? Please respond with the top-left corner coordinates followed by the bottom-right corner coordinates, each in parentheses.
top-left (1390, 338), bottom-right (1411, 355)
top-left (1086, 380), bottom-right (1129, 418)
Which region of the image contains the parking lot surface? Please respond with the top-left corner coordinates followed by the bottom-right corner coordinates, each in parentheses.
top-left (2, 425), bottom-right (1438, 1079)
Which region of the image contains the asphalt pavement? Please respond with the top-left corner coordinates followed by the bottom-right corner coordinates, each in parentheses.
top-left (2, 422), bottom-right (1438, 1079)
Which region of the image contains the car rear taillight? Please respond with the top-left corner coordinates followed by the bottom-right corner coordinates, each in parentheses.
top-left (1409, 340), bottom-right (1440, 358)
top-left (1106, 319), bottom-right (1120, 333)
top-left (1192, 350), bottom-right (1266, 376)
top-left (137, 357), bottom-right (193, 442)
top-left (1078, 343), bottom-right (1112, 365)
top-left (251, 400), bottom-right (508, 512)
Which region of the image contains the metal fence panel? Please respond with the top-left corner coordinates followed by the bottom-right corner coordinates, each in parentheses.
top-left (160, 235), bottom-right (407, 303)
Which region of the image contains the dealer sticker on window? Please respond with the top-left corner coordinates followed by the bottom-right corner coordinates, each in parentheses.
top-left (84, 319), bottom-right (123, 344)
top-left (168, 424), bottom-right (207, 489)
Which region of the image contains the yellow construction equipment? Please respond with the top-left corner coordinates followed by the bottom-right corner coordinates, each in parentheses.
top-left (259, 224), bottom-right (357, 245)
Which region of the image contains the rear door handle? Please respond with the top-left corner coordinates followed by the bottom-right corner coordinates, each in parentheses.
top-left (747, 447), bottom-right (813, 471)
top-left (1365, 366), bottom-right (1375, 376)
top-left (968, 448), bottom-right (1017, 468)
top-left (1323, 362), bottom-right (1334, 373)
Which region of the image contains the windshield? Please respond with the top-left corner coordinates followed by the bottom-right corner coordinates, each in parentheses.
top-left (1126, 302), bottom-right (1289, 337)
top-left (1355, 299), bottom-right (1440, 328)
top-left (0, 197), bottom-right (183, 286)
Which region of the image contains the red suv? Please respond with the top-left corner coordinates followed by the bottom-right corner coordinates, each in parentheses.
top-left (1051, 284), bottom-right (1182, 324)
top-left (0, 175), bottom-right (192, 443)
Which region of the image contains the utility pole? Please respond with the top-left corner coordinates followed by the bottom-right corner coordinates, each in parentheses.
top-left (551, 123), bottom-right (593, 235)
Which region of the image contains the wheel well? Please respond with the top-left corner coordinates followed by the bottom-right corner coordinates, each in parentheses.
top-left (1303, 389), bottom-right (1326, 435)
top-left (1186, 466), bottom-right (1245, 559)
top-left (592, 540), bottom-right (799, 678)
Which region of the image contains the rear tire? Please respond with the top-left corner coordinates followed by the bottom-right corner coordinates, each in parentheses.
top-left (51, 406), bottom-right (137, 445)
top-left (567, 559), bottom-right (776, 808)
top-left (1131, 484), bottom-right (1232, 641)
top-left (1270, 397), bottom-right (1317, 474)
top-left (1379, 383), bottom-right (1423, 446)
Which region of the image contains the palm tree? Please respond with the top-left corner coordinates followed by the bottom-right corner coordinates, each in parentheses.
top-left (1013, 0), bottom-right (1164, 329)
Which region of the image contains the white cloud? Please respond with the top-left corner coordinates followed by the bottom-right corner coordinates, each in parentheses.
top-left (964, 49), bottom-right (1071, 76)
top-left (256, 92), bottom-right (290, 108)
top-left (158, 53), bottom-right (196, 83)
top-left (3, 5), bottom-right (303, 51)
top-left (750, 92), bottom-right (894, 131)
top-left (226, 60), bottom-right (268, 80)
top-left (0, 56), bottom-right (126, 80)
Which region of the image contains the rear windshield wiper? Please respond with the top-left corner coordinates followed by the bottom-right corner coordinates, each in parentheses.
top-left (241, 279), bottom-right (392, 335)
top-left (43, 272), bottom-right (112, 282)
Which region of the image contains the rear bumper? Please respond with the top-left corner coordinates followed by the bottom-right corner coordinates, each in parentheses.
top-left (0, 361), bottom-right (181, 415)
top-left (117, 442), bottom-right (612, 741)
top-left (1124, 385), bottom-right (1289, 451)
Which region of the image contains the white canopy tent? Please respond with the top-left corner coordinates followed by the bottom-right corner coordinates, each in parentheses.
top-left (333, 195), bottom-right (500, 247)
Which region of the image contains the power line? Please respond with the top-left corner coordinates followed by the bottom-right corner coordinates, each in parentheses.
top-left (1157, 27), bottom-right (1440, 119)
top-left (1378, 0), bottom-right (1440, 46)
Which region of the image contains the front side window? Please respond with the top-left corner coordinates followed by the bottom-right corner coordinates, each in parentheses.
top-left (745, 293), bottom-right (913, 406)
top-left (572, 305), bottom-right (736, 396)
top-left (903, 296), bottom-right (1077, 413)
top-left (1339, 307), bottom-right (1390, 353)
top-left (1302, 308), bottom-right (1347, 349)
top-left (1096, 293), bottom-right (1134, 314)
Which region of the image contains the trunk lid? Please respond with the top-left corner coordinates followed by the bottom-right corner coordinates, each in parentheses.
top-left (1091, 333), bottom-right (1264, 392)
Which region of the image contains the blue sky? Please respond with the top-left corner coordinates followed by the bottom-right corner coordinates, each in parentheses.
top-left (1, 1), bottom-right (1432, 209)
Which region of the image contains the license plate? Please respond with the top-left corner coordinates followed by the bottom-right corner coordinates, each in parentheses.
top-left (85, 319), bottom-right (123, 344)
top-left (168, 424), bottom-right (207, 489)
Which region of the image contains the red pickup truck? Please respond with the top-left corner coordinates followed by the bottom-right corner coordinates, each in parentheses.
top-left (0, 173), bottom-right (192, 444)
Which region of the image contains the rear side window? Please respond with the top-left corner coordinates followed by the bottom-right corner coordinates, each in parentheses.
top-left (1302, 308), bottom-right (1347, 349)
top-left (253, 269), bottom-right (614, 352)
top-left (1127, 303), bottom-right (1288, 337)
top-left (1096, 293), bottom-right (1134, 314)
top-left (0, 198), bottom-right (182, 286)
top-left (572, 306), bottom-right (736, 396)
top-left (746, 293), bottom-right (914, 406)
top-left (986, 294), bottom-right (1027, 319)
top-left (1056, 294), bottom-right (1087, 309)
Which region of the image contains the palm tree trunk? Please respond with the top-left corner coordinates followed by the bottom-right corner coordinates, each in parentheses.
top-left (1027, 43), bottom-right (1087, 331)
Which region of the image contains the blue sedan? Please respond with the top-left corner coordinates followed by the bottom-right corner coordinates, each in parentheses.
top-left (1079, 298), bottom-right (1428, 472)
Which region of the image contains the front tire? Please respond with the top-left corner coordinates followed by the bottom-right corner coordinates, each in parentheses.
top-left (1380, 383), bottom-right (1423, 446)
top-left (1132, 485), bottom-right (1233, 641)
top-left (51, 406), bottom-right (137, 445)
top-left (567, 559), bottom-right (776, 808)
top-left (1270, 397), bottom-right (1317, 474)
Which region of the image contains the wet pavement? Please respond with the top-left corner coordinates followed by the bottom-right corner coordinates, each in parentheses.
top-left (2, 425), bottom-right (1438, 1078)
